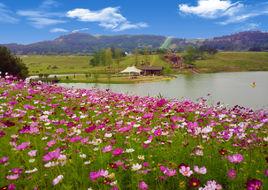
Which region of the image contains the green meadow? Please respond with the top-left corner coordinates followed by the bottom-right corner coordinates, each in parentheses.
top-left (21, 52), bottom-right (268, 76)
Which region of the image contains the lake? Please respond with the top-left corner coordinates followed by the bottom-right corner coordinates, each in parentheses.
top-left (59, 72), bottom-right (268, 109)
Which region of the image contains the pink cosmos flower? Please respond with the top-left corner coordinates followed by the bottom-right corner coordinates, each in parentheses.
top-left (19, 125), bottom-right (39, 134)
top-left (28, 150), bottom-right (37, 157)
top-left (85, 125), bottom-right (96, 133)
top-left (52, 175), bottom-right (64, 185)
top-left (227, 154), bottom-right (244, 164)
top-left (43, 148), bottom-right (61, 162)
top-left (11, 168), bottom-right (23, 174)
top-left (199, 180), bottom-right (222, 190)
top-left (160, 166), bottom-right (177, 177)
top-left (154, 128), bottom-right (162, 136)
top-left (89, 169), bottom-right (108, 181)
top-left (179, 166), bottom-right (193, 177)
top-left (23, 104), bottom-right (35, 110)
top-left (47, 140), bottom-right (56, 147)
top-left (156, 99), bottom-right (167, 107)
top-left (264, 169), bottom-right (268, 177)
top-left (138, 181), bottom-right (149, 190)
top-left (112, 148), bottom-right (123, 156)
top-left (56, 128), bottom-right (65, 134)
top-left (0, 156), bottom-right (9, 164)
top-left (6, 174), bottom-right (19, 180)
top-left (143, 113), bottom-right (153, 119)
top-left (227, 169), bottom-right (237, 180)
top-left (194, 165), bottom-right (207, 174)
top-left (170, 116), bottom-right (184, 123)
top-left (8, 183), bottom-right (16, 190)
top-left (102, 145), bottom-right (113, 153)
top-left (69, 136), bottom-right (82, 143)
top-left (0, 130), bottom-right (6, 138)
top-left (15, 142), bottom-right (30, 151)
top-left (118, 125), bottom-right (132, 133)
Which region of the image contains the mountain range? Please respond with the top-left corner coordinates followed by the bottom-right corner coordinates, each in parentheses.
top-left (2, 31), bottom-right (268, 55)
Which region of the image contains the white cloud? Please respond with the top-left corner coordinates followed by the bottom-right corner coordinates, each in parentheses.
top-left (239, 23), bottom-right (260, 31)
top-left (72, 28), bottom-right (89, 33)
top-left (17, 10), bottom-right (65, 28)
top-left (179, 0), bottom-right (268, 25)
top-left (114, 22), bottom-right (148, 31)
top-left (0, 3), bottom-right (18, 23)
top-left (50, 28), bottom-right (68, 33)
top-left (179, 0), bottom-right (242, 18)
top-left (40, 0), bottom-right (59, 9)
top-left (66, 7), bottom-right (148, 31)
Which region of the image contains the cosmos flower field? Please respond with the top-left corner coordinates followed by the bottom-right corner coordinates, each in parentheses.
top-left (0, 75), bottom-right (267, 190)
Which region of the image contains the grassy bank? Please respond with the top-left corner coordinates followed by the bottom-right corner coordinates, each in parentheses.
top-left (58, 74), bottom-right (175, 84)
top-left (21, 54), bottom-right (172, 75)
top-left (21, 52), bottom-right (268, 77)
top-left (195, 52), bottom-right (268, 73)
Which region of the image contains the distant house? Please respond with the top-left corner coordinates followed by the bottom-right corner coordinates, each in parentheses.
top-left (138, 66), bottom-right (163, 75)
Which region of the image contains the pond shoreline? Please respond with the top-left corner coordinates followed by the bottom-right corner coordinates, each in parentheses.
top-left (59, 71), bottom-right (268, 109)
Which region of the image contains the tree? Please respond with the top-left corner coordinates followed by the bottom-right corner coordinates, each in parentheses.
top-left (114, 48), bottom-right (122, 71)
top-left (90, 50), bottom-right (103, 67)
top-left (104, 48), bottom-right (113, 68)
top-left (182, 46), bottom-right (204, 65)
top-left (143, 47), bottom-right (150, 65)
top-left (134, 48), bottom-right (139, 66)
top-left (199, 46), bottom-right (218, 55)
top-left (0, 46), bottom-right (29, 79)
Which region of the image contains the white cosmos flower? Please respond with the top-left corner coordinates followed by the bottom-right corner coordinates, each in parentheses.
top-left (29, 159), bottom-right (35, 163)
top-left (125, 148), bottom-right (135, 153)
top-left (79, 154), bottom-right (87, 158)
top-left (131, 163), bottom-right (142, 171)
top-left (84, 160), bottom-right (91, 165)
top-left (44, 161), bottom-right (59, 168)
top-left (202, 126), bottom-right (213, 134)
top-left (25, 168), bottom-right (38, 174)
top-left (104, 133), bottom-right (113, 138)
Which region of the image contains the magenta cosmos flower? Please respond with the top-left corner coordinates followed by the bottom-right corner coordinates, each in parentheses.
top-left (227, 154), bottom-right (244, 164)
top-left (246, 179), bottom-right (262, 190)
top-left (112, 148), bottom-right (124, 156)
top-left (0, 156), bottom-right (9, 164)
top-left (227, 169), bottom-right (237, 180)
top-left (138, 181), bottom-right (149, 190)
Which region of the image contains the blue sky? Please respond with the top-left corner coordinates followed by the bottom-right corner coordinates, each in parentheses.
top-left (0, 0), bottom-right (268, 44)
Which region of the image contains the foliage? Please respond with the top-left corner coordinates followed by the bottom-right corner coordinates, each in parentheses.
top-left (0, 76), bottom-right (267, 189)
top-left (199, 46), bottom-right (218, 55)
top-left (90, 48), bottom-right (124, 68)
top-left (182, 46), bottom-right (204, 65)
top-left (21, 52), bottom-right (268, 76)
top-left (0, 46), bottom-right (28, 79)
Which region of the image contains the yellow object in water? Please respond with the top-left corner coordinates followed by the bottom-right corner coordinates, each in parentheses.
top-left (250, 82), bottom-right (256, 88)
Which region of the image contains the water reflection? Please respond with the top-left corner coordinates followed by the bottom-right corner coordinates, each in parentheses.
top-left (60, 72), bottom-right (268, 109)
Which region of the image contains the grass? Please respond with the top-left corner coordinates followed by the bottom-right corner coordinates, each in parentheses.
top-left (0, 76), bottom-right (267, 189)
top-left (21, 54), bottom-right (172, 76)
top-left (21, 52), bottom-right (268, 82)
top-left (195, 52), bottom-right (268, 73)
top-left (58, 74), bottom-right (175, 84)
